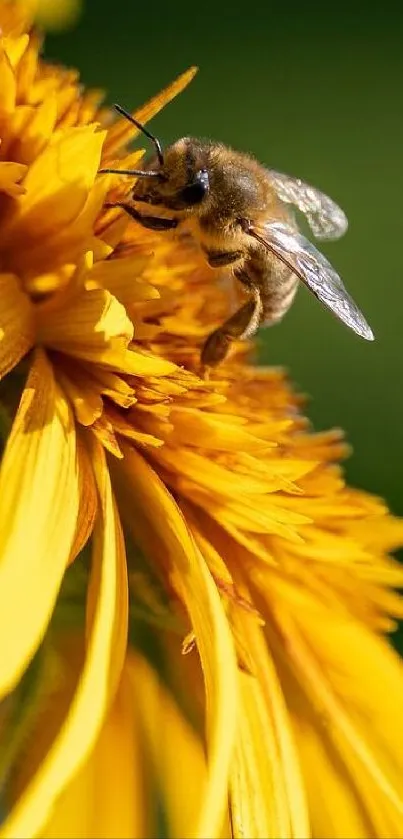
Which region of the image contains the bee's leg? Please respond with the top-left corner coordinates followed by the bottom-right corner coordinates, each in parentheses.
top-left (104, 202), bottom-right (178, 231)
top-left (204, 249), bottom-right (244, 268)
top-left (201, 285), bottom-right (262, 367)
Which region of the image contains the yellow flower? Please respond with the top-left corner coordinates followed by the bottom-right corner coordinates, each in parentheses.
top-left (1, 2), bottom-right (403, 837)
top-left (0, 0), bottom-right (81, 32)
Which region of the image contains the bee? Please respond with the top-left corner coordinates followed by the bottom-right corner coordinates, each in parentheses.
top-left (100, 104), bottom-right (374, 366)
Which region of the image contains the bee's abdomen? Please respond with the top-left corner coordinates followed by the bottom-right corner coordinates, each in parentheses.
top-left (261, 268), bottom-right (298, 324)
top-left (242, 252), bottom-right (298, 325)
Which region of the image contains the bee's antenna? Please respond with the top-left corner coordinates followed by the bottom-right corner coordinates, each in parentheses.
top-left (98, 167), bottom-right (164, 178)
top-left (113, 103), bottom-right (165, 167)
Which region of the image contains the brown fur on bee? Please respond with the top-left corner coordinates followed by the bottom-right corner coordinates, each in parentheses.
top-left (101, 112), bottom-right (373, 367)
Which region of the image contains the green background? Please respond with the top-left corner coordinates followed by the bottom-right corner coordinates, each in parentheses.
top-left (45, 1), bottom-right (402, 517)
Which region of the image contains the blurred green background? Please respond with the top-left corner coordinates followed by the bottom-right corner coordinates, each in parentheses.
top-left (45, 1), bottom-right (402, 518)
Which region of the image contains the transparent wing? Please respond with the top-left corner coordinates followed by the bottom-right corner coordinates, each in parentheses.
top-left (268, 169), bottom-right (348, 241)
top-left (250, 221), bottom-right (374, 340)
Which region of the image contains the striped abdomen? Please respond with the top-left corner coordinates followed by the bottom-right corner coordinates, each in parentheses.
top-left (245, 250), bottom-right (299, 325)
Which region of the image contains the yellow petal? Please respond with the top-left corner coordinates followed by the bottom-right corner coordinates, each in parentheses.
top-left (92, 415), bottom-right (123, 459)
top-left (15, 32), bottom-right (40, 102)
top-left (0, 162), bottom-right (27, 197)
top-left (96, 149), bottom-right (145, 195)
top-left (291, 711), bottom-right (376, 838)
top-left (85, 437), bottom-right (128, 698)
top-left (2, 34), bottom-right (29, 68)
top-left (272, 602), bottom-right (403, 834)
top-left (79, 364), bottom-right (136, 409)
top-left (69, 432), bottom-right (98, 562)
top-left (229, 609), bottom-right (310, 839)
top-left (111, 445), bottom-right (238, 838)
top-left (154, 447), bottom-right (280, 495)
top-left (1, 440), bottom-right (128, 838)
top-left (64, 344), bottom-right (177, 378)
top-left (0, 46), bottom-right (16, 113)
top-left (0, 349), bottom-right (80, 696)
top-left (100, 347), bottom-right (176, 377)
top-left (8, 94), bottom-right (58, 165)
top-left (36, 285), bottom-right (133, 354)
top-left (3, 126), bottom-right (106, 240)
top-left (40, 655), bottom-right (149, 839)
top-left (25, 264), bottom-right (76, 296)
top-left (56, 366), bottom-right (104, 426)
top-left (231, 671), bottom-right (290, 838)
top-left (91, 235), bottom-right (113, 261)
top-left (126, 650), bottom-right (207, 839)
top-left (20, 178), bottom-right (110, 275)
top-left (40, 648), bottom-right (204, 839)
top-left (36, 268), bottom-right (175, 375)
top-left (0, 272), bottom-right (34, 379)
top-left (90, 255), bottom-right (159, 305)
top-left (0, 3), bottom-right (32, 35)
top-left (167, 406), bottom-right (275, 451)
top-left (105, 405), bottom-right (163, 448)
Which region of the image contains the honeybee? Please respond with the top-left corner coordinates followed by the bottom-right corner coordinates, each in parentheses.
top-left (101, 104), bottom-right (374, 366)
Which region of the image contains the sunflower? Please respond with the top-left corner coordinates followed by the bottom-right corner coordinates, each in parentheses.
top-left (0, 2), bottom-right (403, 837)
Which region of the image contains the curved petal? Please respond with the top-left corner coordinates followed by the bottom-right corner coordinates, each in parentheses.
top-left (229, 620), bottom-right (310, 839)
top-left (272, 601), bottom-right (403, 835)
top-left (0, 46), bottom-right (16, 114)
top-left (1, 440), bottom-right (128, 838)
top-left (5, 95), bottom-right (58, 166)
top-left (0, 273), bottom-right (34, 379)
top-left (37, 285), bottom-right (176, 377)
top-left (68, 432), bottom-right (98, 562)
top-left (38, 648), bottom-right (206, 839)
top-left (36, 286), bottom-right (133, 353)
top-left (111, 444), bottom-right (238, 838)
top-left (39, 654), bottom-right (149, 839)
top-left (0, 349), bottom-right (79, 696)
top-left (290, 707), bottom-right (376, 838)
top-left (85, 436), bottom-right (128, 699)
top-left (230, 671), bottom-right (289, 838)
top-left (3, 125), bottom-right (106, 239)
top-left (125, 650), bottom-right (207, 839)
top-left (0, 162), bottom-right (27, 197)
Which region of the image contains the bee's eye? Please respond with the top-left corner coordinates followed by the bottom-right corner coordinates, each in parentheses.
top-left (180, 169), bottom-right (209, 205)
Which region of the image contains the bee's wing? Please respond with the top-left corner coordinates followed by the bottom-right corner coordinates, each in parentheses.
top-left (268, 170), bottom-right (348, 241)
top-left (249, 221), bottom-right (374, 340)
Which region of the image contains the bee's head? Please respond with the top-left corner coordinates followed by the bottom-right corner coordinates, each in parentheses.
top-left (99, 106), bottom-right (211, 212)
top-left (132, 137), bottom-right (210, 212)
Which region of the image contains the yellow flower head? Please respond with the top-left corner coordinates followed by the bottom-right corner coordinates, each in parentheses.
top-left (1, 3), bottom-right (403, 837)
